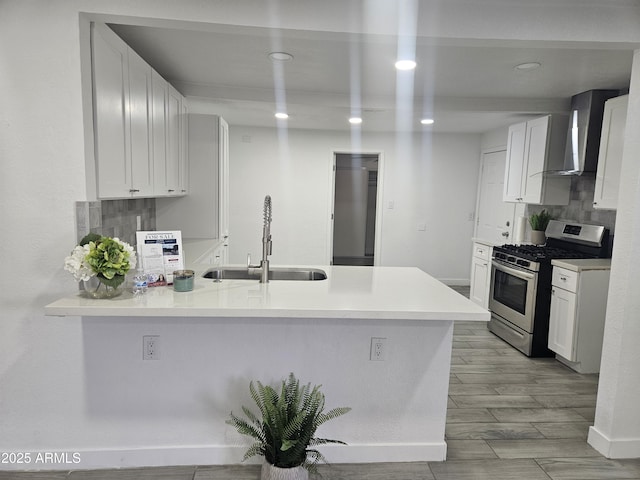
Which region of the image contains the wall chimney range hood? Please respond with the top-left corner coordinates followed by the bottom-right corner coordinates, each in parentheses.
top-left (546, 89), bottom-right (619, 176)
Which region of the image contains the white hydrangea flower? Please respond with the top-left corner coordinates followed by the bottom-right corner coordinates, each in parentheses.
top-left (63, 244), bottom-right (94, 282)
top-left (114, 237), bottom-right (137, 270)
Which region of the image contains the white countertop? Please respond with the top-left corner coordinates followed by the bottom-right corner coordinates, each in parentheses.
top-left (551, 258), bottom-right (612, 272)
top-left (45, 266), bottom-right (490, 322)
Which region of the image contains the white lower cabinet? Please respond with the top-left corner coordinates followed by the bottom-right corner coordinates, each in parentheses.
top-left (548, 262), bottom-right (611, 373)
top-left (470, 242), bottom-right (492, 309)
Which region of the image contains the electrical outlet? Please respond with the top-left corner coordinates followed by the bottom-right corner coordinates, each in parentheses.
top-left (370, 337), bottom-right (387, 361)
top-left (143, 335), bottom-right (159, 360)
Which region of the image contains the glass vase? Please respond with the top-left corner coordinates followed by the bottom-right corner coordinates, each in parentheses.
top-left (82, 275), bottom-right (124, 299)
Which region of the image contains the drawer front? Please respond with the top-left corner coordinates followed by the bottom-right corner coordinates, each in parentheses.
top-left (473, 243), bottom-right (492, 261)
top-left (552, 267), bottom-right (578, 292)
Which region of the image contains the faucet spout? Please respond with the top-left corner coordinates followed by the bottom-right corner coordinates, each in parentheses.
top-left (257, 195), bottom-right (272, 283)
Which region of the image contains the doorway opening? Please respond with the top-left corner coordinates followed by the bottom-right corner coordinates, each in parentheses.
top-left (332, 153), bottom-right (379, 266)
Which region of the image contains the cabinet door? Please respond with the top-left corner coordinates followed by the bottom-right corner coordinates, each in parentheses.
top-left (520, 115), bottom-right (550, 204)
top-left (548, 287), bottom-right (578, 360)
top-left (218, 117), bottom-right (230, 240)
top-left (594, 95), bottom-right (628, 210)
top-left (127, 49), bottom-right (154, 197)
top-left (470, 256), bottom-right (490, 309)
top-left (179, 102), bottom-right (189, 195)
top-left (92, 23), bottom-right (131, 198)
top-left (151, 70), bottom-right (168, 195)
top-left (503, 122), bottom-right (527, 202)
top-left (165, 85), bottom-right (182, 195)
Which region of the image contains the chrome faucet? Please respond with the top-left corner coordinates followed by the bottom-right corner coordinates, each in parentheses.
top-left (248, 195), bottom-right (272, 283)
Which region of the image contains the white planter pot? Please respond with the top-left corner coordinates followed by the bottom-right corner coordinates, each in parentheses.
top-left (530, 230), bottom-right (546, 245)
top-left (261, 463), bottom-right (309, 480)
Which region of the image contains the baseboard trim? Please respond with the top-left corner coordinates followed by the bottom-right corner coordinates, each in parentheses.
top-left (588, 426), bottom-right (640, 458)
top-left (0, 443), bottom-right (447, 471)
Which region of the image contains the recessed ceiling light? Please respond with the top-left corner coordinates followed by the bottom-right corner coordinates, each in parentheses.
top-left (421, 118), bottom-right (435, 125)
top-left (395, 60), bottom-right (417, 71)
top-left (275, 112), bottom-right (289, 119)
top-left (514, 62), bottom-right (541, 71)
top-left (269, 52), bottom-right (294, 62)
top-left (349, 117), bottom-right (363, 125)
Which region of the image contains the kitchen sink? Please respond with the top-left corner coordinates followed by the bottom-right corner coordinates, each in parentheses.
top-left (203, 266), bottom-right (327, 281)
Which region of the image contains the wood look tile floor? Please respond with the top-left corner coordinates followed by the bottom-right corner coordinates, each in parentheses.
top-left (3, 286), bottom-right (640, 479)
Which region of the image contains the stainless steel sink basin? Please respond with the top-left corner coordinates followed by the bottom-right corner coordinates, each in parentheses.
top-left (203, 266), bottom-right (327, 281)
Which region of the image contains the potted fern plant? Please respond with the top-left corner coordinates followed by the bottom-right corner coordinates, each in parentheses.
top-left (227, 373), bottom-right (351, 480)
top-left (529, 209), bottom-right (554, 245)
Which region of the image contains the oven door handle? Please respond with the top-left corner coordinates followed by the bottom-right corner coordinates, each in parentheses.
top-left (492, 260), bottom-right (536, 281)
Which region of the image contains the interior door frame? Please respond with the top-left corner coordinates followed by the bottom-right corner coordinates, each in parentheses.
top-left (327, 149), bottom-right (385, 265)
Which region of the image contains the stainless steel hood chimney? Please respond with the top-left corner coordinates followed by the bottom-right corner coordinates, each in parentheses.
top-left (547, 90), bottom-right (619, 176)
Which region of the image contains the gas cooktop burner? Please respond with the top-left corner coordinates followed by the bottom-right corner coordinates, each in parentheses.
top-left (494, 244), bottom-right (594, 262)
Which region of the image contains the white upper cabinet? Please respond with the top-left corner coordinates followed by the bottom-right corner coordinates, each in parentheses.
top-left (503, 115), bottom-right (571, 205)
top-left (156, 115), bottom-right (229, 240)
top-left (594, 95), bottom-right (628, 210)
top-left (91, 22), bottom-right (185, 199)
top-left (165, 84), bottom-right (183, 195)
top-left (126, 48), bottom-right (154, 197)
top-left (152, 74), bottom-right (187, 197)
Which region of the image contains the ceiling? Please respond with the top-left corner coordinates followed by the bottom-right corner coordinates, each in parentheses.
top-left (109, 21), bottom-right (634, 133)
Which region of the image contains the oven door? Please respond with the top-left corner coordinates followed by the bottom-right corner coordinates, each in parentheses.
top-left (489, 259), bottom-right (538, 333)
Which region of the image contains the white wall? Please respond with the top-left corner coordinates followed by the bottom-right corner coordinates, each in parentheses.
top-left (588, 49), bottom-right (640, 458)
top-left (226, 126), bottom-right (481, 284)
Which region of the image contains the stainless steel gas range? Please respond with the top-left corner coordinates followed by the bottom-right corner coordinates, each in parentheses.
top-left (488, 220), bottom-right (611, 357)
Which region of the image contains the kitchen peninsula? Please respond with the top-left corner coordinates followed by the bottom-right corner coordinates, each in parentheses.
top-left (45, 266), bottom-right (488, 467)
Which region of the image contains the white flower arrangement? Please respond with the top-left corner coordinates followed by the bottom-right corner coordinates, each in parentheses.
top-left (64, 233), bottom-right (136, 288)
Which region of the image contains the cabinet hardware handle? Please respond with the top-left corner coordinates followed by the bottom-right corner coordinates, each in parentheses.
top-left (560, 276), bottom-right (567, 281)
top-left (168, 189), bottom-right (175, 192)
top-left (129, 189), bottom-right (140, 193)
